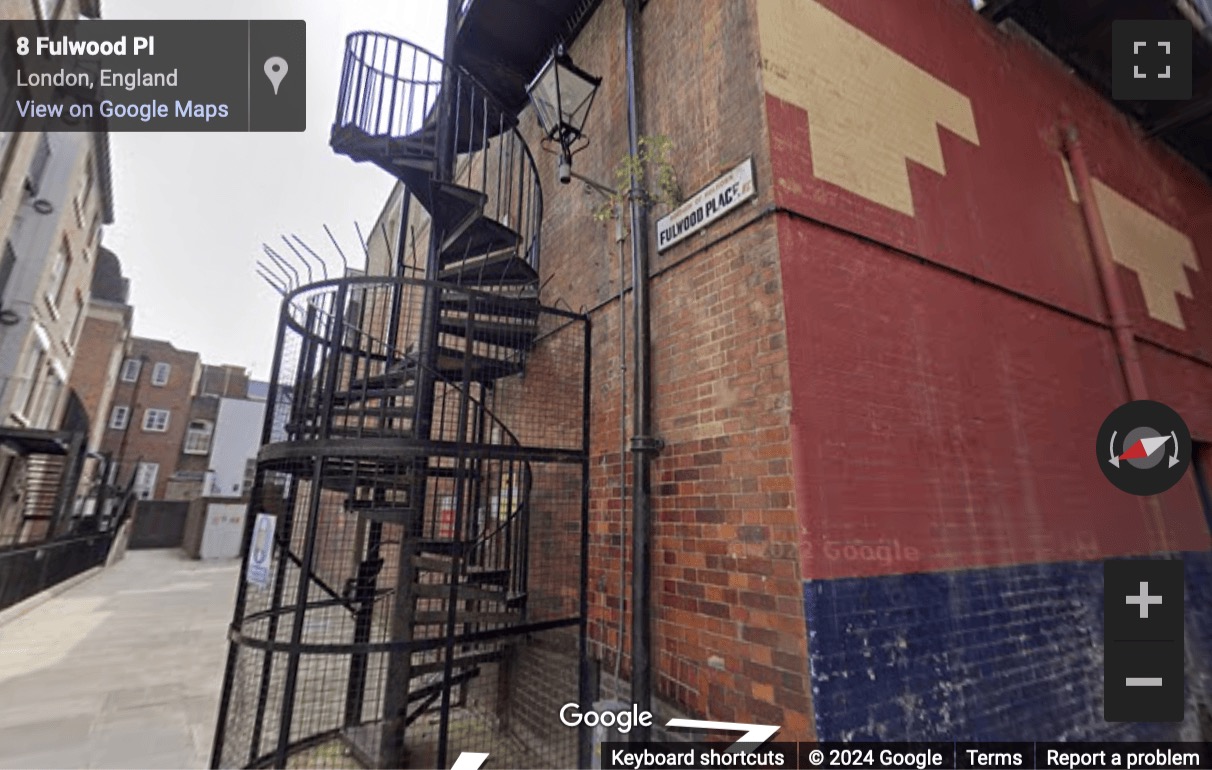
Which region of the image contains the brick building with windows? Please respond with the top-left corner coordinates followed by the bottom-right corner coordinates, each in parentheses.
top-left (64, 247), bottom-right (132, 491)
top-left (0, 0), bottom-right (113, 545)
top-left (170, 363), bottom-right (252, 500)
top-left (100, 337), bottom-right (201, 500)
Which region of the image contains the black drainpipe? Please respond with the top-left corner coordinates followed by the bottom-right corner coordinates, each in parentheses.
top-left (624, 0), bottom-right (660, 741)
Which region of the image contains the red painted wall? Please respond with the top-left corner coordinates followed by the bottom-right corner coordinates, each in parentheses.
top-left (769, 0), bottom-right (1212, 580)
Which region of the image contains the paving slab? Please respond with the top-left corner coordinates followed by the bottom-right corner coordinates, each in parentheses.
top-left (0, 549), bottom-right (240, 769)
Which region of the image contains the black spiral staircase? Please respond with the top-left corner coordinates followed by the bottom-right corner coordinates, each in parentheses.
top-left (212, 27), bottom-right (589, 770)
top-left (328, 30), bottom-right (544, 746)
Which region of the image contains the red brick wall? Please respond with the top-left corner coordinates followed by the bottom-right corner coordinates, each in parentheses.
top-left (67, 307), bottom-right (128, 451)
top-left (526, 0), bottom-right (812, 736)
top-left (761, 0), bottom-right (1212, 580)
top-left (99, 338), bottom-right (200, 498)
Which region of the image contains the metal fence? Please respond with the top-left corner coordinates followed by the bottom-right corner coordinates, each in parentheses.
top-left (212, 277), bottom-right (591, 769)
top-left (0, 531), bottom-right (114, 612)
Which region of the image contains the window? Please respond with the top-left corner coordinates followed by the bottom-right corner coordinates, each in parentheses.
top-left (0, 49), bottom-right (31, 182)
top-left (0, 132), bottom-right (10, 184)
top-left (67, 292), bottom-right (85, 348)
top-left (25, 133), bottom-right (51, 196)
top-left (151, 362), bottom-right (171, 386)
top-left (0, 241), bottom-right (15, 303)
top-left (87, 210), bottom-right (101, 248)
top-left (109, 405), bottom-right (129, 430)
top-left (142, 408), bottom-right (170, 432)
top-left (45, 239), bottom-right (71, 311)
top-left (120, 358), bottom-right (141, 382)
top-left (243, 458), bottom-right (257, 496)
top-left (11, 346), bottom-right (45, 421)
top-left (133, 461), bottom-right (158, 499)
top-left (32, 367), bottom-right (62, 429)
top-left (183, 420), bottom-right (213, 454)
top-left (77, 155), bottom-right (94, 220)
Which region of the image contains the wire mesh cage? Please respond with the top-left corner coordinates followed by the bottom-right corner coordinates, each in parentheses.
top-left (211, 276), bottom-right (590, 769)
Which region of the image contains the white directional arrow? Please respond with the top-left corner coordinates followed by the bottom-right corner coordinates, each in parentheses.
top-left (1136, 435), bottom-right (1172, 456)
top-left (665, 718), bottom-right (781, 754)
top-left (1169, 431), bottom-right (1180, 468)
top-left (1110, 430), bottom-right (1119, 467)
top-left (450, 752), bottom-right (489, 770)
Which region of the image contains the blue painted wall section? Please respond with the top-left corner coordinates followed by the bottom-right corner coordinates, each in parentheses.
top-left (803, 552), bottom-right (1212, 740)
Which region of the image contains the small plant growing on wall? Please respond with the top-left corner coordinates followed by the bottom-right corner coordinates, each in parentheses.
top-left (593, 134), bottom-right (682, 223)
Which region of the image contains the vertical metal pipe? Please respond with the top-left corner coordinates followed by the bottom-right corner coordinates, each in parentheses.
top-left (436, 296), bottom-right (476, 770)
top-left (578, 315), bottom-right (594, 768)
top-left (210, 305), bottom-right (291, 768)
top-left (1063, 127), bottom-right (1173, 550)
top-left (1062, 126), bottom-right (1149, 400)
top-left (382, 5), bottom-right (463, 765)
top-left (274, 286), bottom-right (348, 768)
top-left (624, 0), bottom-right (657, 741)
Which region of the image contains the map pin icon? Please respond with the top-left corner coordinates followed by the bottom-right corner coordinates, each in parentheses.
top-left (264, 57), bottom-right (288, 95)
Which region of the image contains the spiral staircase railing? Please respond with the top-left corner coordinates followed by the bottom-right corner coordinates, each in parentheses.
top-left (212, 29), bottom-right (590, 770)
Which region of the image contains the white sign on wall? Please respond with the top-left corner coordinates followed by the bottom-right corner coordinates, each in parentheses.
top-left (245, 512), bottom-right (276, 589)
top-left (655, 158), bottom-right (756, 252)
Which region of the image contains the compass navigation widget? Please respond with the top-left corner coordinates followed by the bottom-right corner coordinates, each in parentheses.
top-left (1097, 400), bottom-right (1191, 496)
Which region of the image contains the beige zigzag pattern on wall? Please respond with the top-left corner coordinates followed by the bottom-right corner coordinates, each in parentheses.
top-left (1062, 159), bottom-right (1200, 329)
top-left (756, 0), bottom-right (980, 216)
top-left (1095, 181), bottom-right (1199, 329)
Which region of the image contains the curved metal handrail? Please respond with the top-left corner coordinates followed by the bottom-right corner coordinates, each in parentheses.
top-left (268, 277), bottom-right (537, 605)
top-left (332, 32), bottom-right (545, 274)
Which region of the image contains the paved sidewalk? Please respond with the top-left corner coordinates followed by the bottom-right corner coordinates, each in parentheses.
top-left (0, 549), bottom-right (240, 769)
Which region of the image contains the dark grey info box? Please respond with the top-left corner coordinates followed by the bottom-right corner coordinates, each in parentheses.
top-left (1103, 558), bottom-right (1185, 723)
top-left (0, 20), bottom-right (305, 132)
top-left (1112, 20), bottom-right (1193, 101)
top-left (250, 20), bottom-right (305, 132)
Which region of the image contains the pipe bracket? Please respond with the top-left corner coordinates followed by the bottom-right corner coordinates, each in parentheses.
top-left (629, 435), bottom-right (664, 455)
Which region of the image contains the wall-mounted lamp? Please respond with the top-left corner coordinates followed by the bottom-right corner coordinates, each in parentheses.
top-left (526, 45), bottom-right (602, 184)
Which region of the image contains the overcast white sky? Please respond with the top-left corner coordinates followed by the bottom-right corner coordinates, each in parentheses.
top-left (101, 1), bottom-right (446, 379)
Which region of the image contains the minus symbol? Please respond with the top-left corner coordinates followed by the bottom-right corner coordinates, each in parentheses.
top-left (1125, 677), bottom-right (1163, 687)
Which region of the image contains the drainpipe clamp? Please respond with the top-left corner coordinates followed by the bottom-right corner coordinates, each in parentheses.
top-left (629, 435), bottom-right (664, 455)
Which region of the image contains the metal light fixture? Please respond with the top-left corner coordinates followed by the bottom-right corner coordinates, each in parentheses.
top-left (526, 45), bottom-right (602, 184)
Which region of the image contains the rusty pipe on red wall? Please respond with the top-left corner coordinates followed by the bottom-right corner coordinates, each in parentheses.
top-left (1062, 126), bottom-right (1150, 401)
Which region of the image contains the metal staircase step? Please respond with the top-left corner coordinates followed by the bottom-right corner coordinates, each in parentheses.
top-left (417, 538), bottom-right (471, 556)
top-left (437, 316), bottom-right (538, 349)
top-left (298, 404), bottom-right (414, 420)
top-left (346, 498), bottom-right (408, 511)
top-left (409, 649), bottom-right (504, 678)
top-left (293, 425), bottom-right (416, 439)
top-left (350, 506), bottom-right (413, 525)
top-left (347, 370), bottom-right (418, 392)
top-left (439, 294), bottom-right (541, 321)
top-left (438, 251), bottom-right (539, 287)
top-left (441, 217), bottom-right (520, 264)
top-left (430, 181), bottom-right (488, 248)
top-left (331, 376), bottom-right (416, 405)
top-left (413, 583), bottom-right (510, 602)
top-left (330, 388), bottom-right (416, 406)
top-left (331, 124), bottom-right (437, 169)
top-left (413, 610), bottom-right (517, 625)
top-left (433, 346), bottom-right (524, 380)
top-left (412, 555), bottom-right (511, 587)
top-left (405, 667), bottom-right (479, 704)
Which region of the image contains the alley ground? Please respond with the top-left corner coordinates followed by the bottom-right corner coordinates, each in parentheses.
top-left (0, 549), bottom-right (240, 769)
